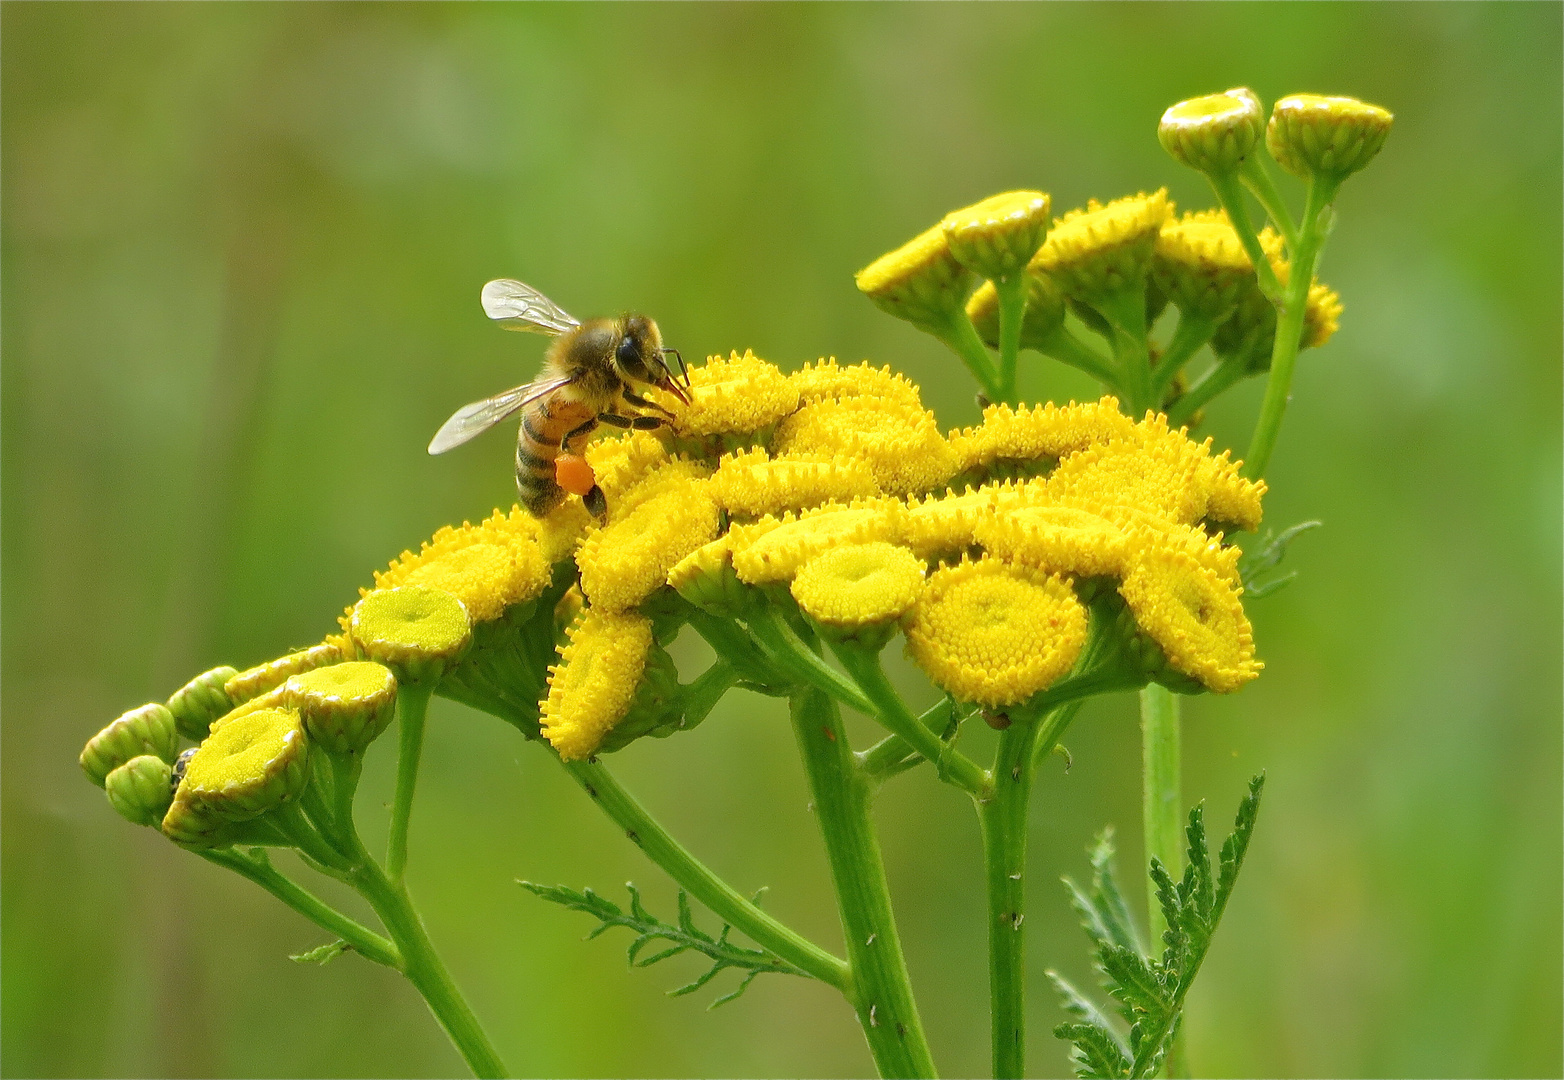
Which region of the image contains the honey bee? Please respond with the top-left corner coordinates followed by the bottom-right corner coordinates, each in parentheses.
top-left (428, 279), bottom-right (689, 518)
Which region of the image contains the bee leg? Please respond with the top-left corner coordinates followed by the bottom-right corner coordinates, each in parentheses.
top-left (630, 416), bottom-right (665, 430)
top-left (622, 388), bottom-right (676, 419)
top-left (583, 485), bottom-right (608, 519)
top-left (595, 412), bottom-right (635, 429)
top-left (564, 417), bottom-right (599, 440)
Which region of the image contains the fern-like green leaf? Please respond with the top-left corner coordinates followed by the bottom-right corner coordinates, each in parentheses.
top-left (1054, 1021), bottom-right (1132, 1079)
top-left (1238, 520), bottom-right (1321, 598)
top-left (519, 880), bottom-right (811, 1007)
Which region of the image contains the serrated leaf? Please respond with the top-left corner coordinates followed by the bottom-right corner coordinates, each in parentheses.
top-left (1238, 520), bottom-right (1321, 597)
top-left (520, 880), bottom-right (812, 1006)
top-left (1047, 969), bottom-right (1129, 1058)
top-left (1055, 1021), bottom-right (1132, 1079)
top-left (1184, 804), bottom-right (1215, 924)
top-left (1214, 773), bottom-right (1265, 920)
top-left (1097, 944), bottom-right (1167, 1013)
top-left (289, 940), bottom-right (350, 965)
top-left (1088, 828), bottom-right (1143, 955)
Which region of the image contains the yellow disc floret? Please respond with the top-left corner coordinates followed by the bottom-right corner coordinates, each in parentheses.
top-left (904, 557), bottom-right (1088, 708)
top-left (283, 661), bottom-right (398, 755)
top-left (774, 396), bottom-right (957, 495)
top-left (1266, 94), bottom-right (1393, 181)
top-left (371, 510), bottom-right (550, 625)
top-left (855, 223), bottom-right (973, 331)
top-left (658, 350), bottom-right (800, 439)
top-left (349, 585), bottom-right (472, 682)
top-left (791, 542), bottom-right (926, 628)
top-left (171, 707), bottom-right (309, 824)
top-left (948, 397), bottom-right (1139, 473)
top-left (731, 500), bottom-right (904, 584)
top-left (787, 358), bottom-right (925, 409)
top-left (1158, 88), bottom-right (1265, 174)
top-left (542, 608), bottom-right (655, 761)
top-left (576, 466), bottom-right (721, 612)
top-left (1031, 190), bottom-right (1173, 301)
top-left (1151, 210), bottom-right (1286, 322)
top-left (975, 504), bottom-right (1131, 578)
top-left (941, 190), bottom-right (1052, 282)
top-left (1119, 545), bottom-right (1260, 693)
top-left (709, 447), bottom-right (880, 518)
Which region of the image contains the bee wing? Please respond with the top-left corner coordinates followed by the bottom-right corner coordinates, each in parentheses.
top-left (480, 279), bottom-right (581, 336)
top-left (427, 375), bottom-right (574, 454)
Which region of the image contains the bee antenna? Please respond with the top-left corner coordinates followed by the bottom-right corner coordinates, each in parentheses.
top-left (662, 346), bottom-right (688, 384)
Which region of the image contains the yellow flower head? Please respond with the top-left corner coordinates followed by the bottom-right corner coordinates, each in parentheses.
top-left (576, 463), bottom-right (721, 612)
top-left (1266, 94), bottom-right (1393, 181)
top-left (283, 661), bottom-right (398, 756)
top-left (731, 499), bottom-right (904, 584)
top-left (941, 190), bottom-right (1052, 282)
top-left (1119, 545), bottom-right (1260, 693)
top-left (166, 706), bottom-right (310, 837)
top-left (965, 272), bottom-right (1068, 353)
top-left (1031, 190), bottom-right (1173, 302)
top-left (856, 222), bottom-right (973, 331)
top-left (709, 447), bottom-right (880, 518)
top-left (791, 542), bottom-right (926, 628)
top-left (654, 350), bottom-right (800, 441)
top-left (542, 608), bottom-right (654, 761)
top-left (787, 358), bottom-right (925, 410)
top-left (1046, 431), bottom-right (1213, 526)
top-left (904, 557), bottom-right (1087, 708)
top-left (774, 395), bottom-right (958, 495)
top-left (1158, 88), bottom-right (1265, 174)
top-left (365, 508), bottom-right (551, 626)
top-left (901, 481), bottom-right (1044, 561)
top-left (585, 431), bottom-right (673, 505)
top-left (1303, 281), bottom-right (1343, 349)
top-left (226, 642), bottom-right (343, 705)
top-left (949, 397), bottom-right (1139, 474)
top-left (1151, 210), bottom-right (1287, 322)
top-left (974, 504), bottom-right (1131, 579)
top-left (666, 531), bottom-right (750, 615)
top-left (349, 585), bottom-right (473, 683)
top-left (1115, 511), bottom-right (1243, 586)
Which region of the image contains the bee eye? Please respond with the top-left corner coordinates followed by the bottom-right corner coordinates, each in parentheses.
top-left (615, 336), bottom-right (641, 368)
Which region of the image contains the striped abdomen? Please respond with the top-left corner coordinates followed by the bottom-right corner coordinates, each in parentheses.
top-left (515, 395), bottom-right (595, 517)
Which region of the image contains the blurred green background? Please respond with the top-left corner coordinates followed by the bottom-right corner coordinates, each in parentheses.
top-left (4, 3), bottom-right (1559, 1077)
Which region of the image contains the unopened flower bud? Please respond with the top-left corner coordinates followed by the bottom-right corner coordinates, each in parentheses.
top-left (667, 534), bottom-right (750, 617)
top-left (855, 224), bottom-right (974, 333)
top-left (162, 707), bottom-right (310, 846)
top-left (105, 755), bottom-right (174, 827)
top-left (80, 703), bottom-right (179, 787)
top-left (1159, 88), bottom-right (1265, 174)
top-left (941, 191), bottom-right (1051, 282)
top-left (349, 585), bottom-right (473, 683)
top-left (225, 642), bottom-right (342, 704)
top-left (283, 661), bottom-right (398, 756)
top-left (166, 666), bottom-right (239, 741)
top-left (1266, 94), bottom-right (1393, 181)
top-left (596, 642), bottom-right (687, 754)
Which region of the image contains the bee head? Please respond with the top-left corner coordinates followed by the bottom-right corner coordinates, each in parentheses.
top-left (615, 315), bottom-right (689, 404)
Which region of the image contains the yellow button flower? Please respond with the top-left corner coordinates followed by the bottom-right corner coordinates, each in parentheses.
top-left (350, 585), bottom-right (473, 683)
top-left (709, 447), bottom-right (879, 518)
top-left (163, 707), bottom-right (311, 846)
top-left (655, 350), bottom-right (800, 440)
top-left (367, 508), bottom-right (552, 625)
top-left (1151, 210), bottom-right (1286, 322)
top-left (731, 500), bottom-right (905, 584)
top-left (787, 358), bottom-right (925, 410)
top-left (901, 481), bottom-right (1046, 561)
top-left (855, 222), bottom-right (974, 332)
top-left (774, 396), bottom-right (957, 495)
top-left (905, 557), bottom-right (1087, 708)
top-left (1031, 190), bottom-right (1173, 302)
top-left (1266, 94), bottom-right (1393, 181)
top-left (948, 397), bottom-right (1139, 473)
top-left (1119, 545), bottom-right (1260, 693)
top-left (542, 608), bottom-right (655, 761)
top-left (791, 542), bottom-right (926, 628)
top-left (576, 466), bottom-right (721, 612)
top-left (81, 703), bottom-right (179, 788)
top-left (104, 754), bottom-right (174, 828)
top-left (1158, 88), bottom-right (1265, 175)
top-left (941, 190), bottom-right (1052, 282)
top-left (226, 642), bottom-right (343, 704)
top-left (974, 504), bottom-right (1131, 579)
top-left (283, 661), bottom-right (399, 756)
top-left (1046, 436), bottom-right (1211, 525)
top-left (166, 666), bottom-right (239, 741)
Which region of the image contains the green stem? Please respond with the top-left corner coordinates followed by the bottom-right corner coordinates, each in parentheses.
top-left (351, 858), bottom-right (510, 1079)
top-left (744, 602), bottom-right (877, 715)
top-left (1140, 684), bottom-right (1182, 952)
top-left (199, 847), bottom-right (401, 968)
top-left (1096, 284), bottom-right (1153, 414)
top-left (1168, 355), bottom-right (1249, 428)
top-left (1148, 312), bottom-right (1218, 403)
top-left (979, 719), bottom-right (1042, 1078)
top-left (386, 681), bottom-right (433, 883)
top-left (1037, 323), bottom-right (1119, 387)
top-left (857, 700), bottom-right (960, 784)
top-left (1205, 169), bottom-right (1284, 303)
top-left (790, 689), bottom-right (936, 1078)
top-left (827, 640), bottom-right (991, 799)
top-left (934, 310), bottom-right (1002, 402)
top-left (1243, 175), bottom-right (1340, 479)
top-left (686, 608), bottom-right (784, 689)
top-left (1239, 154), bottom-right (1300, 249)
top-left (994, 274), bottom-right (1028, 403)
top-left (560, 756), bottom-right (849, 990)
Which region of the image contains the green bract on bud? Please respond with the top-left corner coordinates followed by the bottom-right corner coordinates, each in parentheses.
top-left (166, 666), bottom-right (239, 741)
top-left (225, 642), bottom-right (342, 704)
top-left (966, 272), bottom-right (1067, 351)
top-left (282, 661), bottom-right (398, 756)
top-left (1265, 93), bottom-right (1393, 181)
top-left (666, 535), bottom-right (750, 617)
top-left (162, 707), bottom-right (309, 846)
top-left (105, 755), bottom-right (174, 827)
top-left (80, 703), bottom-right (179, 787)
top-left (855, 223), bottom-right (974, 332)
top-left (1158, 88), bottom-right (1265, 174)
top-left (349, 585), bottom-right (473, 683)
top-left (596, 642), bottom-right (686, 754)
top-left (941, 191), bottom-right (1052, 282)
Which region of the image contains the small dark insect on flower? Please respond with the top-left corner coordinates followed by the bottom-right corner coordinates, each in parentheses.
top-left (170, 747), bottom-right (196, 794)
